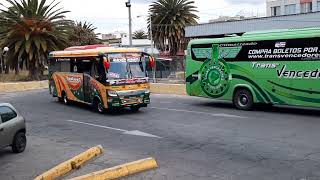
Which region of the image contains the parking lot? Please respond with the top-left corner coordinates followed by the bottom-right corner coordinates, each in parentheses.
top-left (1, 89), bottom-right (320, 180)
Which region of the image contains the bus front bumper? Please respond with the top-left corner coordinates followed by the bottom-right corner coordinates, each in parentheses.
top-left (107, 89), bottom-right (150, 108)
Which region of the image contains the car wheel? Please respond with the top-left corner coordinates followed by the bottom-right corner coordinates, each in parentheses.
top-left (233, 89), bottom-right (254, 111)
top-left (12, 132), bottom-right (27, 153)
top-left (130, 106), bottom-right (141, 112)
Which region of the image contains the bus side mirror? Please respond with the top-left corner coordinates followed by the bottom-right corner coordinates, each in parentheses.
top-left (103, 57), bottom-right (110, 70)
top-left (212, 44), bottom-right (219, 61)
top-left (148, 56), bottom-right (155, 68)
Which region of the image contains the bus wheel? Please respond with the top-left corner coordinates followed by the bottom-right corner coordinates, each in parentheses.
top-left (233, 89), bottom-right (254, 111)
top-left (130, 106), bottom-right (140, 112)
top-left (62, 92), bottom-right (69, 105)
top-left (93, 99), bottom-right (105, 114)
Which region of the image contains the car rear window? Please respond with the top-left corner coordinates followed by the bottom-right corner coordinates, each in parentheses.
top-left (0, 106), bottom-right (17, 123)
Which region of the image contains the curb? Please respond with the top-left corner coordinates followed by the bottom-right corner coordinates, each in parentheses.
top-left (150, 83), bottom-right (186, 95)
top-left (34, 145), bottom-right (104, 180)
top-left (69, 157), bottom-right (158, 180)
top-left (0, 80), bottom-right (187, 95)
top-left (0, 80), bottom-right (48, 93)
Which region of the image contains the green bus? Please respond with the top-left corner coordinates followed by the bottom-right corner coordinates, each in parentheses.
top-left (186, 27), bottom-right (320, 110)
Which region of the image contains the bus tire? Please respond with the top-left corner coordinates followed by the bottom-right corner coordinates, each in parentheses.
top-left (62, 92), bottom-right (69, 105)
top-left (130, 106), bottom-right (140, 112)
top-left (233, 89), bottom-right (254, 111)
top-left (93, 98), bottom-right (105, 114)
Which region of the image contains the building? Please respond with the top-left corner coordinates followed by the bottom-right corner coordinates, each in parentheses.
top-left (267, 0), bottom-right (320, 16)
top-left (209, 16), bottom-right (246, 23)
top-left (101, 31), bottom-right (127, 40)
top-left (100, 31), bottom-right (128, 47)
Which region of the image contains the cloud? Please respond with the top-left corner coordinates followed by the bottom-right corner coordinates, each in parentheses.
top-left (132, 0), bottom-right (154, 4)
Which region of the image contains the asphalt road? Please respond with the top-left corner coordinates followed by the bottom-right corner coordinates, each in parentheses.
top-left (1, 89), bottom-right (320, 180)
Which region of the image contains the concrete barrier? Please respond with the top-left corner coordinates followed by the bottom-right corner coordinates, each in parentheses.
top-left (34, 145), bottom-right (104, 180)
top-left (0, 80), bottom-right (48, 93)
top-left (150, 83), bottom-right (186, 95)
top-left (69, 157), bottom-right (158, 180)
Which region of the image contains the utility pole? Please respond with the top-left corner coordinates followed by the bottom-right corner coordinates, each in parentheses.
top-left (126, 0), bottom-right (132, 47)
top-left (149, 14), bottom-right (156, 83)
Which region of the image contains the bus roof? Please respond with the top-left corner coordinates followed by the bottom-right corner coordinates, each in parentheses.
top-left (50, 47), bottom-right (143, 58)
top-left (189, 27), bottom-right (320, 46)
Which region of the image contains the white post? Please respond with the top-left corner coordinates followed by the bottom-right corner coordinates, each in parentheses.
top-left (150, 15), bottom-right (156, 83)
top-left (126, 0), bottom-right (132, 47)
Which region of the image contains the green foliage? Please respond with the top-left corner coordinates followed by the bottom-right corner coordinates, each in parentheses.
top-left (68, 21), bottom-right (101, 46)
top-left (0, 0), bottom-right (71, 79)
top-left (149, 0), bottom-right (198, 54)
top-left (133, 30), bottom-right (148, 39)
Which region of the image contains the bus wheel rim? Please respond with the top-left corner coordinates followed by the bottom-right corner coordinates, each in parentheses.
top-left (64, 95), bottom-right (67, 104)
top-left (239, 94), bottom-right (248, 107)
top-left (98, 102), bottom-right (104, 112)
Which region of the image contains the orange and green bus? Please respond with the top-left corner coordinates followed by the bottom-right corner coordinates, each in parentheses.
top-left (48, 45), bottom-right (155, 113)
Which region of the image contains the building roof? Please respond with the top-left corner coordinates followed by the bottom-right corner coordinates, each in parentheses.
top-left (186, 12), bottom-right (320, 38)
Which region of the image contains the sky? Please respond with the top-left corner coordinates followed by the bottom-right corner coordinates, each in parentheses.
top-left (61, 0), bottom-right (266, 34)
top-left (1, 0), bottom-right (266, 34)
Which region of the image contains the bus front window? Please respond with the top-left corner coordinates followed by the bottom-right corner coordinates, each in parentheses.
top-left (129, 62), bottom-right (146, 78)
top-left (107, 62), bottom-right (128, 79)
top-left (107, 53), bottom-right (147, 80)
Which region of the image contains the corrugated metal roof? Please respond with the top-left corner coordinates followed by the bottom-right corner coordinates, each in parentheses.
top-left (186, 12), bottom-right (320, 38)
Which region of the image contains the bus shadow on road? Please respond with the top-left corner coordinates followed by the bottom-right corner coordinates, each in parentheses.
top-left (197, 101), bottom-right (320, 117)
top-left (256, 105), bottom-right (320, 117)
top-left (52, 100), bottom-right (144, 116)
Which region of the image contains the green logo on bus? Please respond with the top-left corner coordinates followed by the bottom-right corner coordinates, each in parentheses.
top-left (200, 59), bottom-right (231, 98)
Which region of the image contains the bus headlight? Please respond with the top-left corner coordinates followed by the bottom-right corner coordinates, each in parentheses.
top-left (107, 90), bottom-right (118, 97)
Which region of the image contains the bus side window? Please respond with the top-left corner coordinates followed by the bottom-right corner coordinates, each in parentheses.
top-left (74, 60), bottom-right (92, 74)
top-left (60, 61), bottom-right (71, 72)
top-left (70, 59), bottom-right (78, 73)
top-left (191, 44), bottom-right (213, 61)
top-left (91, 62), bottom-right (99, 79)
top-left (91, 62), bottom-right (106, 83)
top-left (49, 59), bottom-right (59, 72)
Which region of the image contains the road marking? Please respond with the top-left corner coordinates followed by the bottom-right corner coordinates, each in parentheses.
top-left (149, 107), bottom-right (246, 118)
top-left (66, 120), bottom-right (162, 138)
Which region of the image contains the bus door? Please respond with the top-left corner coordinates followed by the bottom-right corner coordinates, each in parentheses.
top-left (72, 59), bottom-right (92, 103)
top-left (84, 60), bottom-right (106, 103)
top-left (83, 73), bottom-right (91, 103)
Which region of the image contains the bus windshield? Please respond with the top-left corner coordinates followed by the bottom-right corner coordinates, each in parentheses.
top-left (107, 53), bottom-right (146, 80)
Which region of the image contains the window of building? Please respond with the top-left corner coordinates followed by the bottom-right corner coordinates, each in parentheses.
top-left (301, 2), bottom-right (312, 13)
top-left (271, 6), bottom-right (281, 16)
top-left (317, 1), bottom-right (320, 11)
top-left (285, 4), bottom-right (296, 15)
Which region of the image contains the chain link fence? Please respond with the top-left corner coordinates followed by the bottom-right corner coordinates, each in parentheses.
top-left (147, 56), bottom-right (186, 84)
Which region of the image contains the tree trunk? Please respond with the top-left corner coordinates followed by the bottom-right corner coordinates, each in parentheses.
top-left (15, 63), bottom-right (19, 75)
top-left (5, 63), bottom-right (9, 74)
top-left (29, 60), bottom-right (40, 80)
